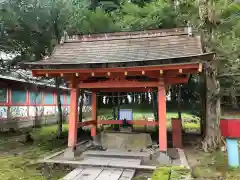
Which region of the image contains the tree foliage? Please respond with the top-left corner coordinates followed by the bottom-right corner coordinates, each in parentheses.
top-left (113, 0), bottom-right (179, 31)
top-left (0, 0), bottom-right (70, 63)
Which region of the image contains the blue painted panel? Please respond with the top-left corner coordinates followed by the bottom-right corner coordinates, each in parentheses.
top-left (119, 109), bottom-right (133, 120)
top-left (12, 90), bottom-right (26, 104)
top-left (44, 93), bottom-right (54, 104)
top-left (30, 92), bottom-right (41, 104)
top-left (66, 95), bottom-right (70, 105)
top-left (0, 88), bottom-right (7, 102)
top-left (60, 95), bottom-right (64, 104)
top-left (226, 138), bottom-right (240, 167)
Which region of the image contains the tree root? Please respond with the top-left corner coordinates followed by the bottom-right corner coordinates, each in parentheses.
top-left (201, 131), bottom-right (221, 152)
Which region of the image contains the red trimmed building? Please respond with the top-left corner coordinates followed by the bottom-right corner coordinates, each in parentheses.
top-left (0, 74), bottom-right (91, 131)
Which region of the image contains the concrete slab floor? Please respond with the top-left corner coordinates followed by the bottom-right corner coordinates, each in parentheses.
top-left (44, 143), bottom-right (182, 168)
top-left (39, 135), bottom-right (189, 179)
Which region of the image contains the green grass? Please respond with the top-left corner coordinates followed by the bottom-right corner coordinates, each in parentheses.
top-left (221, 115), bottom-right (240, 119)
top-left (150, 166), bottom-right (191, 180)
top-left (188, 150), bottom-right (240, 179)
top-left (0, 124), bottom-right (70, 180)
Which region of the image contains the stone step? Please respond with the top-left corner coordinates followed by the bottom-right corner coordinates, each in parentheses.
top-left (82, 150), bottom-right (150, 160)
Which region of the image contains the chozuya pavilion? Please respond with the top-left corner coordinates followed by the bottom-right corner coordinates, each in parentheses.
top-left (22, 27), bottom-right (214, 158)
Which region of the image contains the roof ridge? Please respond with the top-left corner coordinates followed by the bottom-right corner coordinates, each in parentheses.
top-left (64, 27), bottom-right (192, 43)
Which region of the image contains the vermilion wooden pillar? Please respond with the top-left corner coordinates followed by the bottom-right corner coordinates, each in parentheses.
top-left (91, 91), bottom-right (97, 137)
top-left (158, 86), bottom-right (167, 152)
top-left (68, 79), bottom-right (79, 150)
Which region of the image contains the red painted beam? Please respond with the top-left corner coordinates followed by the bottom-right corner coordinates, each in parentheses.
top-left (77, 120), bottom-right (97, 128)
top-left (78, 76), bottom-right (187, 89)
top-left (98, 120), bottom-right (158, 126)
top-left (79, 79), bottom-right (163, 89)
top-left (77, 120), bottom-right (158, 126)
top-left (58, 69), bottom-right (197, 82)
top-left (97, 88), bottom-right (153, 92)
top-left (165, 76), bottom-right (189, 85)
top-left (32, 63), bottom-right (200, 75)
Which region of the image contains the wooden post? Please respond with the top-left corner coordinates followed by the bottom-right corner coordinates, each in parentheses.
top-left (158, 86), bottom-right (167, 152)
top-left (91, 91), bottom-right (97, 137)
top-left (68, 78), bottom-right (79, 150)
top-left (172, 118), bottom-right (183, 148)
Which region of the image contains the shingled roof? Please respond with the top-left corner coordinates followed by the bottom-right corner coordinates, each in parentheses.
top-left (23, 28), bottom-right (214, 69)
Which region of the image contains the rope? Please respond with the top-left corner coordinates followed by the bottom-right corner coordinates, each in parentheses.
top-left (83, 88), bottom-right (165, 98)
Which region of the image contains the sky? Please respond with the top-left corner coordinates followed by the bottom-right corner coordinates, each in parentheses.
top-left (0, 51), bottom-right (15, 60)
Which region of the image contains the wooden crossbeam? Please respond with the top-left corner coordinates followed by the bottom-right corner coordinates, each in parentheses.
top-left (32, 63), bottom-right (200, 76)
top-left (97, 88), bottom-right (152, 92)
top-left (77, 120), bottom-right (97, 128)
top-left (78, 76), bottom-right (188, 89)
top-left (79, 79), bottom-right (163, 89)
top-left (76, 120), bottom-right (158, 126)
top-left (98, 120), bottom-right (157, 126)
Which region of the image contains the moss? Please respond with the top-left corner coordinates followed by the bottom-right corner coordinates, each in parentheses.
top-left (151, 166), bottom-right (171, 180)
top-left (170, 166), bottom-right (191, 179)
top-left (191, 166), bottom-right (204, 178)
top-left (151, 166), bottom-right (191, 180)
top-left (0, 124), bottom-right (70, 180)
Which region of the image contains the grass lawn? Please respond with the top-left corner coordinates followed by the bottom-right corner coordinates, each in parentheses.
top-left (185, 147), bottom-right (240, 180)
top-left (0, 124), bottom-right (70, 180)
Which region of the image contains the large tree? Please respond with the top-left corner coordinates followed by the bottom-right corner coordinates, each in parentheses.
top-left (0, 0), bottom-right (72, 136)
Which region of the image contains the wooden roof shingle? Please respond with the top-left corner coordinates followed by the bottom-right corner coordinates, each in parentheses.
top-left (23, 28), bottom-right (214, 69)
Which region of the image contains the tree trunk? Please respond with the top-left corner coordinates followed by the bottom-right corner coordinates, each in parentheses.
top-left (177, 85), bottom-right (183, 132)
top-left (113, 93), bottom-right (119, 131)
top-left (55, 77), bottom-right (63, 138)
top-left (151, 89), bottom-right (158, 132)
top-left (152, 90), bottom-right (158, 121)
top-left (78, 90), bottom-right (84, 131)
top-left (230, 88), bottom-right (238, 109)
top-left (202, 65), bottom-right (221, 151)
top-left (200, 72), bottom-right (207, 138)
top-left (112, 93), bottom-right (117, 120)
top-left (117, 92), bottom-right (120, 119)
top-left (177, 85), bottom-right (182, 120)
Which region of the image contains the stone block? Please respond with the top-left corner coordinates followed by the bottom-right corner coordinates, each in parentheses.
top-left (157, 152), bottom-right (171, 165)
top-left (100, 132), bottom-right (152, 150)
top-left (63, 148), bottom-right (76, 160)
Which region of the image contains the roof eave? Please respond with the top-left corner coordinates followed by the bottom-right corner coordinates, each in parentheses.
top-left (21, 52), bottom-right (215, 70)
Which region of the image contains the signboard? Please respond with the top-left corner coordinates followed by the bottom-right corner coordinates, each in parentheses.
top-left (119, 109), bottom-right (133, 120)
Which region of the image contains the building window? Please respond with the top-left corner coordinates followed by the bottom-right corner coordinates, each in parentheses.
top-left (12, 90), bottom-right (26, 104)
top-left (44, 93), bottom-right (54, 104)
top-left (30, 92), bottom-right (41, 105)
top-left (0, 88), bottom-right (7, 103)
